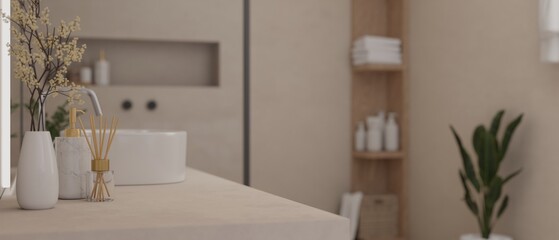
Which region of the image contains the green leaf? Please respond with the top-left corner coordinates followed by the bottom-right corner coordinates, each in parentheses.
top-left (503, 169), bottom-right (522, 185)
top-left (500, 114), bottom-right (523, 161)
top-left (460, 171), bottom-right (479, 215)
top-left (484, 130), bottom-right (499, 182)
top-left (10, 102), bottom-right (19, 113)
top-left (44, 102), bottom-right (70, 140)
top-left (474, 128), bottom-right (500, 185)
top-left (486, 177), bottom-right (503, 206)
top-left (473, 125), bottom-right (485, 159)
top-left (452, 126), bottom-right (480, 192)
top-left (474, 126), bottom-right (492, 184)
top-left (497, 195), bottom-right (509, 218)
top-left (483, 177), bottom-right (503, 229)
top-left (490, 110), bottom-right (505, 137)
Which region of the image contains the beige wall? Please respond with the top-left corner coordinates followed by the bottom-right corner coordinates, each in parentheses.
top-left (10, 0), bottom-right (353, 212)
top-left (409, 0), bottom-right (556, 239)
top-left (251, 0), bottom-right (351, 212)
top-left (38, 0), bottom-right (245, 182)
top-left (12, 2), bottom-right (556, 238)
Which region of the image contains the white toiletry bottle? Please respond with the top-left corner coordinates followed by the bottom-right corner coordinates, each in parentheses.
top-left (80, 66), bottom-right (92, 85)
top-left (94, 49), bottom-right (110, 86)
top-left (55, 108), bottom-right (91, 199)
top-left (355, 121), bottom-right (366, 152)
top-left (384, 112), bottom-right (399, 151)
top-left (366, 116), bottom-right (382, 152)
top-left (378, 110), bottom-right (386, 129)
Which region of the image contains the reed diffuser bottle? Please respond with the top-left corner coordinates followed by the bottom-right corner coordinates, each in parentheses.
top-left (87, 160), bottom-right (114, 202)
top-left (79, 114), bottom-right (118, 202)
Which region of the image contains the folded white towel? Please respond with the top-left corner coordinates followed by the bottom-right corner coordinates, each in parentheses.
top-left (353, 57), bottom-right (402, 65)
top-left (353, 51), bottom-right (402, 63)
top-left (355, 35), bottom-right (402, 45)
top-left (352, 45), bottom-right (401, 55)
top-left (354, 36), bottom-right (402, 53)
top-left (353, 51), bottom-right (401, 60)
top-left (540, 0), bottom-right (559, 62)
top-left (541, 0), bottom-right (559, 32)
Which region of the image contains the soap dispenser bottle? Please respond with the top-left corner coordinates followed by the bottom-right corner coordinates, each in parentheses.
top-left (94, 49), bottom-right (110, 86)
top-left (384, 112), bottom-right (399, 151)
top-left (55, 108), bottom-right (91, 199)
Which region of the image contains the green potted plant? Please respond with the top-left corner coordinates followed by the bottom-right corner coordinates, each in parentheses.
top-left (450, 110), bottom-right (523, 240)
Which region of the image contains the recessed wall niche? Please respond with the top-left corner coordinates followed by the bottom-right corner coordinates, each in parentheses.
top-left (77, 38), bottom-right (219, 87)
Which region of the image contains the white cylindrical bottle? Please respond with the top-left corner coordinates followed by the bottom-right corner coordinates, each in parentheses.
top-left (355, 121), bottom-right (366, 152)
top-left (94, 50), bottom-right (110, 86)
top-left (80, 66), bottom-right (92, 85)
top-left (377, 110), bottom-right (386, 129)
top-left (384, 112), bottom-right (399, 151)
top-left (366, 116), bottom-right (382, 152)
top-left (56, 108), bottom-right (92, 199)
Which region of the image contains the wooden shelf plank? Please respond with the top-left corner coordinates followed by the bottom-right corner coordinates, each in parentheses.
top-left (353, 64), bottom-right (404, 72)
top-left (360, 238), bottom-right (405, 240)
top-left (353, 151), bottom-right (405, 160)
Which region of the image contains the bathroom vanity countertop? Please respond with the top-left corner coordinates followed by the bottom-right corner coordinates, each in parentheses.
top-left (0, 168), bottom-right (348, 240)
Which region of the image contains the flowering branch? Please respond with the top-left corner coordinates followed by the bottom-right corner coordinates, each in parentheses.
top-left (2, 0), bottom-right (86, 131)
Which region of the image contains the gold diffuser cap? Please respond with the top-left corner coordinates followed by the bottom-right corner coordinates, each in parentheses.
top-left (92, 159), bottom-right (110, 172)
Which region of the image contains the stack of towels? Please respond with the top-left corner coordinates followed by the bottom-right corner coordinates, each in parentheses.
top-left (540, 0), bottom-right (559, 62)
top-left (352, 35), bottom-right (402, 65)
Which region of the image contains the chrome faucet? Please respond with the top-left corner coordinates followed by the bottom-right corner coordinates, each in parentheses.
top-left (80, 88), bottom-right (103, 116)
top-left (38, 87), bottom-right (103, 130)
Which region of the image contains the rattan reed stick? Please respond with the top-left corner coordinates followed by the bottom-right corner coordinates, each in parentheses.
top-left (90, 114), bottom-right (99, 159)
top-left (100, 116), bottom-right (107, 159)
top-left (103, 117), bottom-right (119, 160)
top-left (78, 118), bottom-right (95, 157)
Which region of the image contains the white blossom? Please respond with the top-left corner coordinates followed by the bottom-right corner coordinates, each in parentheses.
top-left (2, 0), bottom-right (87, 131)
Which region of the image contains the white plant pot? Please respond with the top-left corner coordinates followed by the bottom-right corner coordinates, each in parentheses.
top-left (16, 131), bottom-right (58, 210)
top-left (461, 233), bottom-right (513, 240)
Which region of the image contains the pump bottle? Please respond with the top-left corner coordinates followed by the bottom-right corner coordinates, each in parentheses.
top-left (384, 112), bottom-right (399, 151)
top-left (55, 108), bottom-right (91, 199)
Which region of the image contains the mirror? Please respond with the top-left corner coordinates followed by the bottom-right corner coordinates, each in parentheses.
top-left (0, 0), bottom-right (10, 190)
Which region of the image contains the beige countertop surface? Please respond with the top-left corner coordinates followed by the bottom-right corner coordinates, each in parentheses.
top-left (0, 168), bottom-right (349, 240)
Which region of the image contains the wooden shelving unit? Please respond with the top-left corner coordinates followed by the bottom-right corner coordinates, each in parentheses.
top-left (350, 0), bottom-right (408, 240)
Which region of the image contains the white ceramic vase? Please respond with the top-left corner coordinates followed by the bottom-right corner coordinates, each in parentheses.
top-left (16, 131), bottom-right (58, 210)
top-left (460, 234), bottom-right (513, 240)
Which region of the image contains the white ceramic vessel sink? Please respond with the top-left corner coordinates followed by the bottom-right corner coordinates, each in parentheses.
top-left (110, 130), bottom-right (187, 185)
top-left (81, 129), bottom-right (187, 185)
